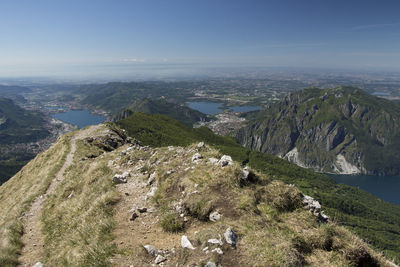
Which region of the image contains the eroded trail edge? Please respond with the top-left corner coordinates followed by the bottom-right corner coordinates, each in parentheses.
top-left (19, 125), bottom-right (99, 266)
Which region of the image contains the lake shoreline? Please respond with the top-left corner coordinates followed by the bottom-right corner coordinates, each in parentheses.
top-left (329, 174), bottom-right (400, 205)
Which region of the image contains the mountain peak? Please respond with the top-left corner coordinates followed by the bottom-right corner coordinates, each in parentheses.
top-left (0, 122), bottom-right (394, 266)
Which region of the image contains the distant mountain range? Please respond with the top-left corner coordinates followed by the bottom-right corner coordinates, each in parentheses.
top-left (236, 87), bottom-right (400, 175)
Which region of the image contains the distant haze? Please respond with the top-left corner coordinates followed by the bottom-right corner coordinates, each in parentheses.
top-left (0, 0), bottom-right (400, 78)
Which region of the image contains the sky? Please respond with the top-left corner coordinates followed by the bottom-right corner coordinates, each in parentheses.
top-left (0, 0), bottom-right (400, 78)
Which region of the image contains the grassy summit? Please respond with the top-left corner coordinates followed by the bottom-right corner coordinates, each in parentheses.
top-left (117, 112), bottom-right (400, 262)
top-left (0, 123), bottom-right (395, 266)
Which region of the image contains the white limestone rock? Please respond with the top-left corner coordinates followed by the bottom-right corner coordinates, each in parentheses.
top-left (219, 155), bottom-right (233, 167)
top-left (181, 235), bottom-right (195, 250)
top-left (224, 227), bottom-right (237, 247)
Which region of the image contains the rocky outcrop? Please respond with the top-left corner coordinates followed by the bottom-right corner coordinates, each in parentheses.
top-left (236, 87), bottom-right (400, 175)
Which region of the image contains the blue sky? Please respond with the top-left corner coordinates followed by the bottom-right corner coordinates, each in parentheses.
top-left (0, 0), bottom-right (399, 77)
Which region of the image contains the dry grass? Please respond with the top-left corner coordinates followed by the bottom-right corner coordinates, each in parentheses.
top-left (41, 137), bottom-right (120, 266)
top-left (0, 134), bottom-right (71, 266)
top-left (0, 134), bottom-right (394, 266)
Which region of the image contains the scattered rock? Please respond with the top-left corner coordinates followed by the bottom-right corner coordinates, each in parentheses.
top-left (301, 194), bottom-right (329, 222)
top-left (208, 238), bottom-right (223, 246)
top-left (208, 157), bottom-right (219, 165)
top-left (166, 169), bottom-right (175, 175)
top-left (188, 190), bottom-right (200, 196)
top-left (224, 227), bottom-right (238, 247)
top-left (122, 171), bottom-right (130, 178)
top-left (147, 172), bottom-right (156, 185)
top-left (144, 244), bottom-right (159, 256)
top-left (197, 142), bottom-right (205, 149)
top-left (209, 211), bottom-right (221, 222)
top-left (130, 212), bottom-right (138, 221)
top-left (205, 261), bottom-right (217, 267)
top-left (302, 194), bottom-right (321, 213)
top-left (211, 247), bottom-right (223, 255)
top-left (32, 262), bottom-right (43, 267)
top-left (202, 246), bottom-right (209, 251)
top-left (146, 186), bottom-right (158, 198)
top-left (112, 174), bottom-right (127, 184)
top-left (240, 166), bottom-right (256, 182)
top-left (67, 191), bottom-right (74, 199)
top-left (192, 153), bottom-right (203, 162)
top-left (181, 235), bottom-right (195, 250)
top-left (318, 211), bottom-right (329, 222)
top-left (138, 207), bottom-right (147, 213)
top-left (154, 255), bottom-right (166, 264)
top-left (219, 155), bottom-right (233, 167)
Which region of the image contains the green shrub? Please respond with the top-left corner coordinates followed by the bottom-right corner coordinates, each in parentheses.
top-left (160, 213), bottom-right (184, 232)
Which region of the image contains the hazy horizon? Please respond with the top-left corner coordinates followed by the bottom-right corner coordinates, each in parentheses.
top-left (1, 0), bottom-right (400, 79)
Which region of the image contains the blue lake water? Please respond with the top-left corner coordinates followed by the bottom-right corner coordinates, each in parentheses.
top-left (188, 102), bottom-right (223, 114)
top-left (330, 174), bottom-right (400, 205)
top-left (188, 101), bottom-right (260, 114)
top-left (52, 110), bottom-right (106, 129)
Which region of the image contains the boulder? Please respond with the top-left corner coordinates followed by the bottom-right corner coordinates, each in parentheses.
top-left (302, 194), bottom-right (321, 213)
top-left (144, 244), bottom-right (159, 256)
top-left (138, 207), bottom-right (147, 213)
top-left (208, 238), bottom-right (223, 246)
top-left (181, 235), bottom-right (195, 250)
top-left (197, 142), bottom-right (205, 149)
top-left (224, 227), bottom-right (237, 247)
top-left (154, 255), bottom-right (166, 264)
top-left (211, 247), bottom-right (223, 255)
top-left (240, 166), bottom-right (256, 182)
top-left (209, 211), bottom-right (221, 222)
top-left (147, 172), bottom-right (156, 185)
top-left (146, 186), bottom-right (158, 198)
top-left (192, 153), bottom-right (203, 162)
top-left (208, 158), bottom-right (219, 165)
top-left (130, 212), bottom-right (138, 221)
top-left (112, 174), bottom-right (127, 184)
top-left (318, 211), bottom-right (329, 222)
top-left (219, 155), bottom-right (233, 167)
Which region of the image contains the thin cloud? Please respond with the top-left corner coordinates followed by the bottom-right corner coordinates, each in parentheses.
top-left (247, 43), bottom-right (327, 49)
top-left (350, 22), bottom-right (400, 31)
top-left (121, 58), bottom-right (145, 63)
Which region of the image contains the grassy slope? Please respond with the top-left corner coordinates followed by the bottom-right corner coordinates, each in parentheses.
top-left (42, 133), bottom-right (119, 266)
top-left (113, 142), bottom-right (387, 266)
top-left (78, 82), bottom-right (193, 114)
top-left (0, 98), bottom-right (49, 144)
top-left (0, 98), bottom-right (51, 184)
top-left (117, 98), bottom-right (208, 126)
top-left (0, 134), bottom-right (70, 266)
top-left (116, 112), bottom-right (400, 262)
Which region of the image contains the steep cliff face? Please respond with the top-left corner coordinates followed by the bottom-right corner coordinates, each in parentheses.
top-left (236, 87), bottom-right (400, 175)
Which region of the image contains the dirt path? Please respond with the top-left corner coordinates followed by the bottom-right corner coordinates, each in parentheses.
top-left (19, 125), bottom-right (100, 266)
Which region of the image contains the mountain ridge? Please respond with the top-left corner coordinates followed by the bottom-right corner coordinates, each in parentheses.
top-left (0, 122), bottom-right (397, 266)
top-left (236, 86), bottom-right (400, 175)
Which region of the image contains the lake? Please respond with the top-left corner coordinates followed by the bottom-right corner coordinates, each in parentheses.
top-left (188, 101), bottom-right (260, 114)
top-left (52, 110), bottom-right (106, 129)
top-left (330, 174), bottom-right (400, 205)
